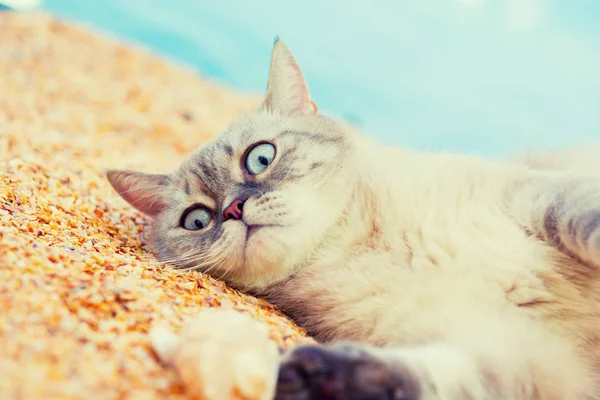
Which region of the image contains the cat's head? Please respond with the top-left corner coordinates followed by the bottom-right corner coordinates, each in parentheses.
top-left (106, 40), bottom-right (360, 291)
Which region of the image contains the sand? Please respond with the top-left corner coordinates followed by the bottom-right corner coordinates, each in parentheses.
top-left (0, 12), bottom-right (313, 399)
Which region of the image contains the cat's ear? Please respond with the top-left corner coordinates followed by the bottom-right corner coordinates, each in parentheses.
top-left (262, 38), bottom-right (318, 117)
top-left (105, 169), bottom-right (169, 216)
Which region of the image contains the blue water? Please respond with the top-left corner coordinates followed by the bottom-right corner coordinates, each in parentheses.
top-left (40, 1), bottom-right (600, 156)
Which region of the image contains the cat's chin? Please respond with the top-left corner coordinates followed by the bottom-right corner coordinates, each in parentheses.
top-left (242, 226), bottom-right (296, 279)
top-left (220, 222), bottom-right (301, 289)
top-left (243, 225), bottom-right (275, 257)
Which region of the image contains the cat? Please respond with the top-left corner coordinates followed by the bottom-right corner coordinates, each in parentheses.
top-left (106, 39), bottom-right (600, 399)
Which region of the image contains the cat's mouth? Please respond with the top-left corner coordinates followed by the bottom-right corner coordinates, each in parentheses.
top-left (246, 225), bottom-right (262, 239)
top-left (244, 224), bottom-right (277, 243)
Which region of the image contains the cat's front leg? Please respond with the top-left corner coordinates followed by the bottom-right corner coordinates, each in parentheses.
top-left (275, 343), bottom-right (488, 400)
top-left (150, 308), bottom-right (281, 400)
top-left (509, 175), bottom-right (600, 268)
top-left (275, 320), bottom-right (591, 400)
top-left (275, 343), bottom-right (421, 400)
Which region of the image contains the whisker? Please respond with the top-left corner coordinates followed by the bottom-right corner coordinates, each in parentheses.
top-left (141, 242), bottom-right (215, 268)
top-left (193, 242), bottom-right (233, 271)
top-left (181, 234), bottom-right (235, 273)
top-left (196, 247), bottom-right (232, 275)
top-left (152, 252), bottom-right (201, 267)
top-left (215, 249), bottom-right (237, 281)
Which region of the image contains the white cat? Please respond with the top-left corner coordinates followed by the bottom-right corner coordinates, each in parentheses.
top-left (107, 40), bottom-right (600, 399)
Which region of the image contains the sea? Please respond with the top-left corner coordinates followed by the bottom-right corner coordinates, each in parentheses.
top-left (6, 0), bottom-right (600, 156)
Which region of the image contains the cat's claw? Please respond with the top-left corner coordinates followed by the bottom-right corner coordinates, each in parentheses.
top-left (275, 345), bottom-right (421, 400)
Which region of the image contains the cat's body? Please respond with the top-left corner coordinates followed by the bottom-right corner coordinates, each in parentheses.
top-left (265, 142), bottom-right (600, 398)
top-left (107, 41), bottom-right (600, 399)
top-left (267, 145), bottom-right (600, 341)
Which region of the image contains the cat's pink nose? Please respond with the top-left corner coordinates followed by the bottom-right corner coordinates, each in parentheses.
top-left (223, 199), bottom-right (245, 221)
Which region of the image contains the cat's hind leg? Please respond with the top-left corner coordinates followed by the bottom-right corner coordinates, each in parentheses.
top-left (509, 175), bottom-right (600, 269)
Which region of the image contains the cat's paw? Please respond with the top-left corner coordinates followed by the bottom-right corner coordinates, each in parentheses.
top-left (275, 344), bottom-right (421, 400)
top-left (150, 308), bottom-right (279, 400)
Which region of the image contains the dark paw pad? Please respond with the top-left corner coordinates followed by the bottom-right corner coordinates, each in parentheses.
top-left (274, 345), bottom-right (420, 400)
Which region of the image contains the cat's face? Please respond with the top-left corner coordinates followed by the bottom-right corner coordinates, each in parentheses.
top-left (106, 40), bottom-right (358, 290)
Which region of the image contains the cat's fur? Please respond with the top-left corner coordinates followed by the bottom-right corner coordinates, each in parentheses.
top-left (107, 40), bottom-right (600, 399)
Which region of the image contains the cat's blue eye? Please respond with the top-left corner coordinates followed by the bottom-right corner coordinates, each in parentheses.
top-left (182, 207), bottom-right (212, 231)
top-left (245, 142), bottom-right (276, 175)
